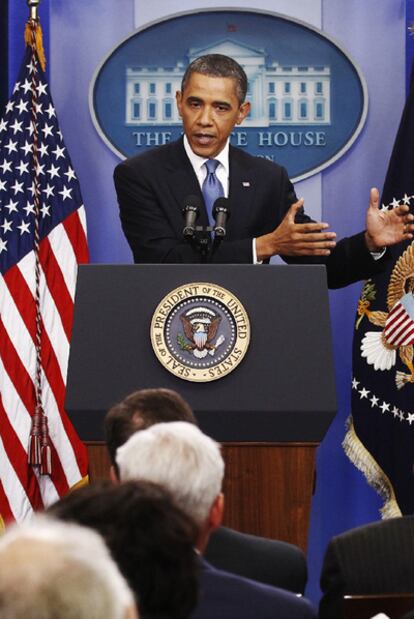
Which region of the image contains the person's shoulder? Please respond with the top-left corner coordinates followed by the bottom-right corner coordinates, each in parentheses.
top-left (331, 514), bottom-right (414, 547)
top-left (200, 559), bottom-right (315, 616)
top-left (115, 139), bottom-right (183, 174)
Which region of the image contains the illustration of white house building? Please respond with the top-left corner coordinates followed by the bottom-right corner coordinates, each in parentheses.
top-left (125, 40), bottom-right (331, 127)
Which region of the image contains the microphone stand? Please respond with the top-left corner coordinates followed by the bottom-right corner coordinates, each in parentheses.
top-left (182, 225), bottom-right (213, 261)
top-left (187, 227), bottom-right (224, 263)
top-left (182, 199), bottom-right (229, 261)
top-left (208, 200), bottom-right (229, 261)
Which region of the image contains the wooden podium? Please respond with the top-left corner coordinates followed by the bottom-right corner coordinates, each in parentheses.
top-left (66, 264), bottom-right (336, 551)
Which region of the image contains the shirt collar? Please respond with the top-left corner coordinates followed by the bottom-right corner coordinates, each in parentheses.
top-left (183, 135), bottom-right (229, 176)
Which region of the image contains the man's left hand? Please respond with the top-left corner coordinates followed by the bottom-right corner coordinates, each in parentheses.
top-left (365, 187), bottom-right (414, 252)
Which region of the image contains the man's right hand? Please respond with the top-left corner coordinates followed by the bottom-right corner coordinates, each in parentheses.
top-left (255, 199), bottom-right (337, 262)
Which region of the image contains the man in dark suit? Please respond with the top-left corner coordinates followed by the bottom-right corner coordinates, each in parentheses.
top-left (114, 54), bottom-right (413, 285)
top-left (205, 525), bottom-right (307, 594)
top-left (319, 515), bottom-right (414, 619)
top-left (105, 388), bottom-right (308, 595)
top-left (116, 421), bottom-right (317, 619)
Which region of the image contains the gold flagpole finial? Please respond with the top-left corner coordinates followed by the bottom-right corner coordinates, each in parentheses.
top-left (27, 0), bottom-right (41, 20)
top-left (25, 0), bottom-right (46, 72)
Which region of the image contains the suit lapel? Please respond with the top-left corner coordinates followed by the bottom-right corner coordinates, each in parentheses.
top-left (228, 146), bottom-right (256, 239)
top-left (164, 139), bottom-right (209, 232)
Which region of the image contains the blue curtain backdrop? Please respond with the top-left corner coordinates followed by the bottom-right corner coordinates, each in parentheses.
top-left (5, 0), bottom-right (412, 605)
top-left (0, 3), bottom-right (8, 115)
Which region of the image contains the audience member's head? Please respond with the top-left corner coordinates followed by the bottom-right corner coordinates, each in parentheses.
top-left (105, 388), bottom-right (197, 476)
top-left (0, 515), bottom-right (137, 619)
top-left (48, 480), bottom-right (198, 619)
top-left (116, 421), bottom-right (225, 551)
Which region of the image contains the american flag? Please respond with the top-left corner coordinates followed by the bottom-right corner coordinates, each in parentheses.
top-left (384, 293), bottom-right (414, 347)
top-left (346, 58), bottom-right (414, 516)
top-left (0, 21), bottom-right (88, 525)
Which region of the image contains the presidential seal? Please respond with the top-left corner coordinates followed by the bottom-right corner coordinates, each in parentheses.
top-left (150, 283), bottom-right (250, 382)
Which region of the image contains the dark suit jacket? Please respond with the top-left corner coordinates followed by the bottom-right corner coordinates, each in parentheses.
top-left (192, 557), bottom-right (316, 619)
top-left (114, 138), bottom-right (387, 288)
top-left (319, 516), bottom-right (414, 619)
top-left (205, 526), bottom-right (307, 594)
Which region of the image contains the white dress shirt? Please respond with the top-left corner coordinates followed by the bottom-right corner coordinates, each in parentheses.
top-left (183, 136), bottom-right (259, 262)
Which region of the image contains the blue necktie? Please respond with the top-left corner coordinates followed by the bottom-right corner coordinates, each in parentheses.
top-left (202, 159), bottom-right (224, 227)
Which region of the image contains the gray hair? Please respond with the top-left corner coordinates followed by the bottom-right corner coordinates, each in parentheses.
top-left (116, 421), bottom-right (224, 528)
top-left (181, 54), bottom-right (248, 104)
top-left (0, 516), bottom-right (135, 619)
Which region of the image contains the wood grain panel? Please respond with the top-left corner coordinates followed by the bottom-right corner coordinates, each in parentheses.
top-left (86, 442), bottom-right (316, 551)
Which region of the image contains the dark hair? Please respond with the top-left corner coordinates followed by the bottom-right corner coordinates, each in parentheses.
top-left (181, 54), bottom-right (248, 104)
top-left (48, 480), bottom-right (199, 619)
top-left (104, 388), bottom-right (197, 470)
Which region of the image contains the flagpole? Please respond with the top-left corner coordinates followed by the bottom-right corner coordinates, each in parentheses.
top-left (27, 0), bottom-right (40, 20)
top-left (24, 0), bottom-right (46, 72)
top-left (23, 0), bottom-right (52, 475)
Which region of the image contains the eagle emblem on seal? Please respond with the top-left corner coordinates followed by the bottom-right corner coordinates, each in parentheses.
top-left (359, 242), bottom-right (414, 389)
top-left (178, 307), bottom-right (225, 359)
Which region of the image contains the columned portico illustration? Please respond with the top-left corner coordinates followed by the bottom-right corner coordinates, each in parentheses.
top-left (125, 39), bottom-right (331, 127)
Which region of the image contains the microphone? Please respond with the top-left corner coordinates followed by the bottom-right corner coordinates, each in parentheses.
top-left (212, 198), bottom-right (230, 238)
top-left (182, 195), bottom-right (201, 238)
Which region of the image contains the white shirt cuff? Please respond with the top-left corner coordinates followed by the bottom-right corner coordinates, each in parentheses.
top-left (253, 238), bottom-right (263, 264)
top-left (370, 248), bottom-right (386, 261)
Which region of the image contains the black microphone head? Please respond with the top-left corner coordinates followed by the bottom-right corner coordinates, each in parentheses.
top-left (212, 197), bottom-right (230, 238)
top-left (182, 195), bottom-right (201, 239)
top-left (182, 195), bottom-right (202, 215)
top-left (212, 197), bottom-right (230, 218)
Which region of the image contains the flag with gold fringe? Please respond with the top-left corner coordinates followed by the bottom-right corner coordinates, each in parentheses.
top-left (0, 15), bottom-right (88, 525)
top-left (344, 61), bottom-right (414, 517)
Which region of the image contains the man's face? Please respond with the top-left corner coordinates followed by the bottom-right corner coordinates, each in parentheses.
top-left (176, 72), bottom-right (250, 158)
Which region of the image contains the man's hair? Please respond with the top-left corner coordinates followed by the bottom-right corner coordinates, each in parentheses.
top-left (105, 388), bottom-right (197, 471)
top-left (48, 480), bottom-right (198, 619)
top-left (0, 515), bottom-right (134, 619)
top-left (116, 421), bottom-right (224, 528)
top-left (181, 54), bottom-right (248, 104)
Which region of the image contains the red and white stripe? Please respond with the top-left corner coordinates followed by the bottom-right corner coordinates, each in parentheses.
top-left (0, 208), bottom-right (88, 523)
top-left (384, 301), bottom-right (414, 347)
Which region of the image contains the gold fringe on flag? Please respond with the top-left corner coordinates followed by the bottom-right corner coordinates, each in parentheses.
top-left (343, 414), bottom-right (402, 519)
top-left (24, 19), bottom-right (46, 72)
top-left (70, 475), bottom-right (90, 493)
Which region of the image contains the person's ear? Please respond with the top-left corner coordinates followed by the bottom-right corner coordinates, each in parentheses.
top-left (176, 90), bottom-right (183, 117)
top-left (124, 603), bottom-right (139, 619)
top-left (109, 465), bottom-right (120, 484)
top-left (209, 493), bottom-right (224, 530)
top-left (236, 101), bottom-right (250, 125)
